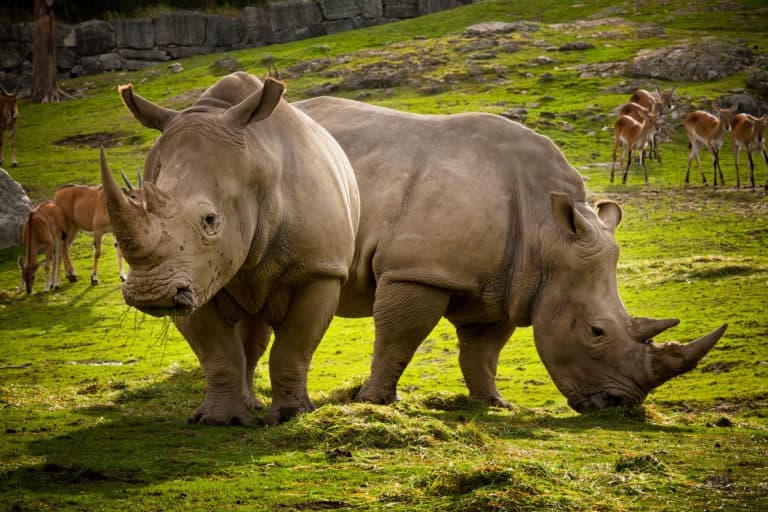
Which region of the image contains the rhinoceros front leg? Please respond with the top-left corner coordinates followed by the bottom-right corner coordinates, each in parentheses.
top-left (175, 301), bottom-right (252, 426)
top-left (266, 278), bottom-right (341, 425)
top-left (456, 322), bottom-right (514, 408)
top-left (237, 314), bottom-right (272, 411)
top-left (357, 278), bottom-right (449, 405)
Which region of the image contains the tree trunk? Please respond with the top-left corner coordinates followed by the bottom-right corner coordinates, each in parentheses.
top-left (30, 0), bottom-right (70, 103)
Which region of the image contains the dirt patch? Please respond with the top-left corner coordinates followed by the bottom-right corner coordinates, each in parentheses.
top-left (54, 131), bottom-right (138, 148)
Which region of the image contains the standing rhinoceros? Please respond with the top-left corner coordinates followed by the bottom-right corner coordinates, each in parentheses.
top-left (101, 73), bottom-right (359, 425)
top-left (294, 96), bottom-right (726, 412)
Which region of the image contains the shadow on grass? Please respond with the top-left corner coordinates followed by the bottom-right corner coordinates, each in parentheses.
top-left (0, 369), bottom-right (695, 501)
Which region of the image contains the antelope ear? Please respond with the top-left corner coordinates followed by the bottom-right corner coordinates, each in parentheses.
top-left (595, 200), bottom-right (622, 233)
top-left (119, 84), bottom-right (177, 132)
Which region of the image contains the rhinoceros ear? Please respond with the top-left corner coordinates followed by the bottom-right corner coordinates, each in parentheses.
top-left (119, 84), bottom-right (177, 132)
top-left (224, 77), bottom-right (285, 128)
top-left (595, 200), bottom-right (622, 233)
top-left (551, 192), bottom-right (594, 239)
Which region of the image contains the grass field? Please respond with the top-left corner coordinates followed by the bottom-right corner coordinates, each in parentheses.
top-left (1, 0), bottom-right (767, 510)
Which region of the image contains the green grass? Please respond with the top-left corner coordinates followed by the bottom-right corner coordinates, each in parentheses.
top-left (1, 0), bottom-right (768, 510)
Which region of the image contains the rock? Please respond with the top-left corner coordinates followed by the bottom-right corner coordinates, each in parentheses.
top-left (0, 168), bottom-right (32, 250)
top-left (210, 56), bottom-right (243, 75)
top-left (155, 12), bottom-right (207, 47)
top-left (318, 0), bottom-right (363, 20)
top-left (114, 18), bottom-right (155, 50)
top-left (746, 56), bottom-right (768, 96)
top-left (464, 21), bottom-right (539, 36)
top-left (168, 62), bottom-right (184, 73)
top-left (629, 41), bottom-right (753, 81)
top-left (499, 107), bottom-right (528, 122)
top-left (559, 41), bottom-right (595, 51)
top-left (75, 20), bottom-right (115, 56)
top-left (306, 82), bottom-right (340, 96)
top-left (206, 15), bottom-right (243, 48)
top-left (721, 93), bottom-right (768, 116)
top-left (384, 0), bottom-right (418, 18)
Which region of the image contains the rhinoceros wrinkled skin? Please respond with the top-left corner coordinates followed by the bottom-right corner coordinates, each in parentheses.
top-left (101, 73), bottom-right (360, 425)
top-left (294, 96), bottom-right (727, 413)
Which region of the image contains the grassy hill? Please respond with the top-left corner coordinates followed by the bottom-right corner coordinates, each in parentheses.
top-left (1, 1), bottom-right (767, 510)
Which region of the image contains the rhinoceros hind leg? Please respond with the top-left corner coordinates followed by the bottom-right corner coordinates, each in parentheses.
top-left (456, 322), bottom-right (514, 408)
top-left (357, 278), bottom-right (449, 405)
top-left (266, 278), bottom-right (341, 425)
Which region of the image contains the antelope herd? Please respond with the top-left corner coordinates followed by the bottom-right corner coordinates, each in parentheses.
top-left (7, 83), bottom-right (768, 294)
top-left (612, 86), bottom-right (768, 188)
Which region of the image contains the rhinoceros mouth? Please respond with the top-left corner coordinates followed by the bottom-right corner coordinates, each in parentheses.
top-left (124, 282), bottom-right (197, 317)
top-left (568, 388), bottom-right (645, 413)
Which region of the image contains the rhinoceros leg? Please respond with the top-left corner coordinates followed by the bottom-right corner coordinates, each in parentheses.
top-left (456, 322), bottom-right (514, 408)
top-left (175, 301), bottom-right (252, 426)
top-left (237, 315), bottom-right (272, 411)
top-left (357, 278), bottom-right (450, 405)
top-left (266, 278), bottom-right (341, 425)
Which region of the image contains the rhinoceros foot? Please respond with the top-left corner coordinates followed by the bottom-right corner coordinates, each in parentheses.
top-left (188, 399), bottom-right (253, 426)
top-left (478, 394), bottom-right (512, 409)
top-left (265, 400), bottom-right (316, 425)
top-left (355, 382), bottom-right (400, 405)
top-left (244, 394), bottom-right (265, 411)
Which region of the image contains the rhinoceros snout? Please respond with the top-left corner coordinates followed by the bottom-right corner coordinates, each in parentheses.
top-left (173, 287), bottom-right (195, 312)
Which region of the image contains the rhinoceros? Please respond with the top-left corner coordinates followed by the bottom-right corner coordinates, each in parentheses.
top-left (294, 96), bottom-right (727, 412)
top-left (100, 73), bottom-right (360, 425)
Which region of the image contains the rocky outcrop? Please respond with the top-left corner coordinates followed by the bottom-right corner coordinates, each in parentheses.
top-left (629, 41), bottom-right (753, 82)
top-left (0, 168), bottom-right (32, 250)
top-left (0, 0), bottom-right (470, 89)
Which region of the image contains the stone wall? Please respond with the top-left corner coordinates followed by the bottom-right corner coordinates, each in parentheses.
top-left (0, 0), bottom-right (468, 89)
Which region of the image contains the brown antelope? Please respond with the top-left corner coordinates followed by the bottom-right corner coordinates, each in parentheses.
top-left (53, 176), bottom-right (141, 285)
top-left (628, 87), bottom-right (676, 163)
top-left (611, 110), bottom-right (658, 184)
top-left (731, 112), bottom-right (768, 190)
top-left (17, 201), bottom-right (65, 294)
top-left (684, 105), bottom-right (737, 187)
top-left (0, 87), bottom-right (19, 167)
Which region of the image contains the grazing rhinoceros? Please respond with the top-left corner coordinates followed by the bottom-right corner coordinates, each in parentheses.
top-left (100, 73), bottom-right (359, 425)
top-left (294, 96), bottom-right (727, 413)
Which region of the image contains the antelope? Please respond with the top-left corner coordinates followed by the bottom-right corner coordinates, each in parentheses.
top-left (628, 87), bottom-right (676, 163)
top-left (17, 201), bottom-right (65, 294)
top-left (684, 105), bottom-right (737, 187)
top-left (731, 112), bottom-right (768, 190)
top-left (0, 86), bottom-right (19, 167)
top-left (611, 109), bottom-right (658, 184)
top-left (53, 170), bottom-right (142, 285)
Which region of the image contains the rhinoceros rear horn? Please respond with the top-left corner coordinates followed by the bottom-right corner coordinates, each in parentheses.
top-left (630, 317), bottom-right (679, 343)
top-left (119, 84), bottom-right (177, 132)
top-left (224, 77), bottom-right (285, 128)
top-left (649, 323), bottom-right (728, 387)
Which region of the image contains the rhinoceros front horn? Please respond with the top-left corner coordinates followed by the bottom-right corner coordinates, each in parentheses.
top-left (648, 323), bottom-right (728, 387)
top-left (100, 147), bottom-right (151, 256)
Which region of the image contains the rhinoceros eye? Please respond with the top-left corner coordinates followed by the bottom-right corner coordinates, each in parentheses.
top-left (590, 325), bottom-right (605, 337)
top-left (201, 213), bottom-right (219, 238)
top-left (204, 214), bottom-right (216, 226)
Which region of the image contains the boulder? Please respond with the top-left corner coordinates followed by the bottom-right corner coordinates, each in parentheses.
top-left (269, 0), bottom-right (323, 31)
top-left (746, 56), bottom-right (768, 97)
top-left (114, 18), bottom-right (155, 49)
top-left (318, 0), bottom-right (362, 20)
top-left (243, 6), bottom-right (273, 45)
top-left (417, 0), bottom-right (461, 16)
top-left (0, 42), bottom-right (26, 70)
top-left (629, 41), bottom-right (753, 81)
top-left (384, 0), bottom-right (418, 18)
top-left (0, 168), bottom-right (32, 250)
top-left (55, 23), bottom-right (76, 48)
top-left (206, 15), bottom-right (243, 47)
top-left (75, 20), bottom-right (115, 56)
top-left (154, 12), bottom-right (207, 47)
top-left (465, 21), bottom-right (539, 36)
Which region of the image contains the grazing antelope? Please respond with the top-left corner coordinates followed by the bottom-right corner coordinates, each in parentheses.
top-left (731, 112), bottom-right (768, 190)
top-left (0, 87), bottom-right (19, 167)
top-left (611, 110), bottom-right (658, 184)
top-left (628, 87), bottom-right (676, 163)
top-left (684, 105), bottom-right (737, 187)
top-left (53, 175), bottom-right (140, 285)
top-left (17, 201), bottom-right (65, 295)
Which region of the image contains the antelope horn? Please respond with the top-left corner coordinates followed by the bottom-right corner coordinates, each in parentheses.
top-left (120, 169), bottom-right (134, 190)
top-left (630, 317), bottom-right (679, 343)
top-left (136, 168), bottom-right (143, 188)
top-left (648, 324), bottom-right (728, 387)
top-left (0, 84), bottom-right (8, 95)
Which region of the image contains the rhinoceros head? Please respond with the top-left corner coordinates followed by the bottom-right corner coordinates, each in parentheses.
top-left (531, 193), bottom-right (726, 412)
top-left (101, 77), bottom-right (286, 317)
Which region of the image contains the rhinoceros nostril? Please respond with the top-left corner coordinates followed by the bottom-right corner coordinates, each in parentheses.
top-left (173, 287), bottom-right (195, 309)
